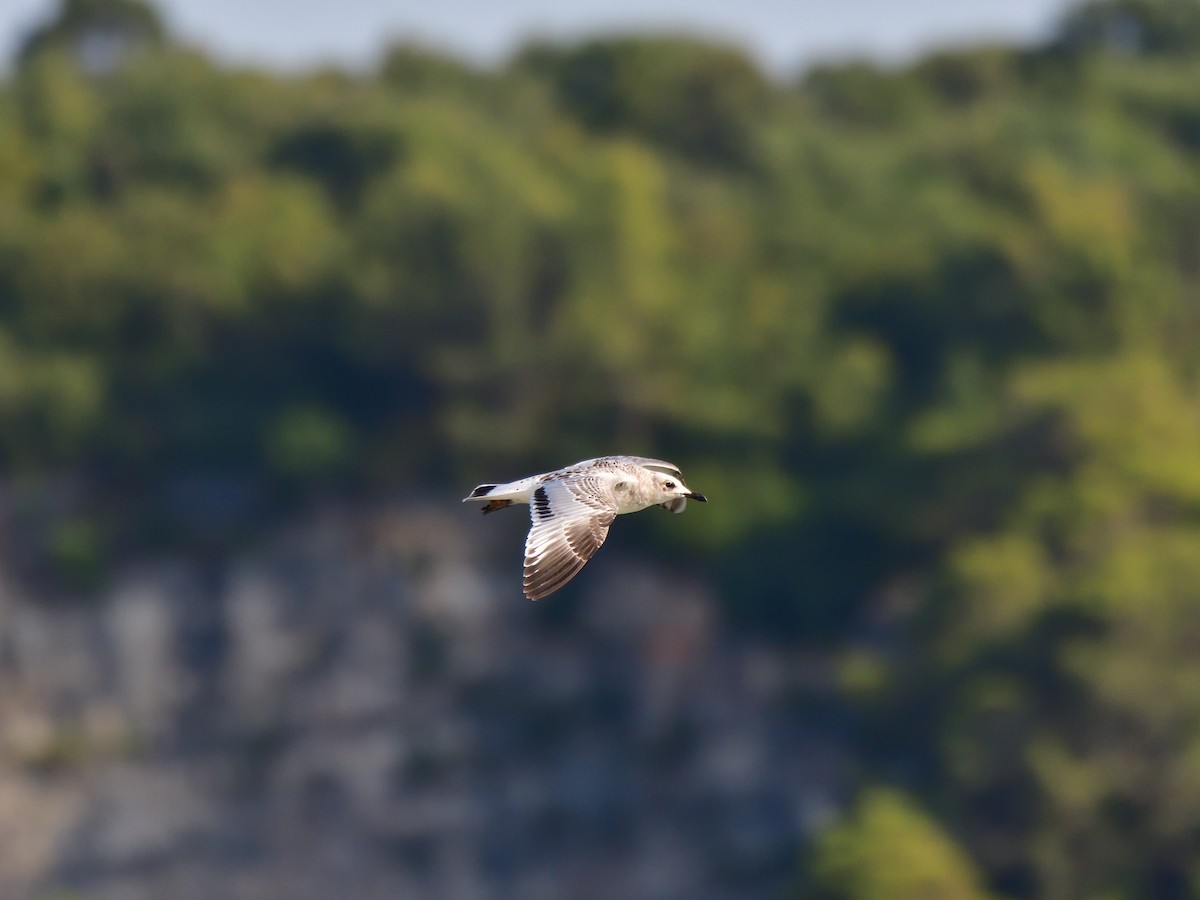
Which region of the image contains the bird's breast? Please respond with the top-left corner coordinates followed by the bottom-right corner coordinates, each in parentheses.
top-left (611, 479), bottom-right (646, 515)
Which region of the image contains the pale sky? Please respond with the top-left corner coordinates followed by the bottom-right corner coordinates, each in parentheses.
top-left (2, 0), bottom-right (1078, 75)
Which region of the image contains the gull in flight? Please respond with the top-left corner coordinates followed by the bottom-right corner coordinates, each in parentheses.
top-left (463, 456), bottom-right (707, 600)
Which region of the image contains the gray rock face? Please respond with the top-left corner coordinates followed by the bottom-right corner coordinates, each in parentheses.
top-left (0, 500), bottom-right (844, 900)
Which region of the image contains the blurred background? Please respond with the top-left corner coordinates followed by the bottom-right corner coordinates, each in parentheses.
top-left (1, 0), bottom-right (1199, 897)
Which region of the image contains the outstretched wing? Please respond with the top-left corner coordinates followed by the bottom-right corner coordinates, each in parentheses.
top-left (523, 475), bottom-right (617, 601)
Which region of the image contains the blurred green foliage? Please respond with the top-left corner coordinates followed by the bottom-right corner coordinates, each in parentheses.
top-left (806, 788), bottom-right (992, 900)
top-left (5, 0), bottom-right (1200, 896)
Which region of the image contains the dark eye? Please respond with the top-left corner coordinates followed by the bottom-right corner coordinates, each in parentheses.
top-left (664, 480), bottom-right (675, 489)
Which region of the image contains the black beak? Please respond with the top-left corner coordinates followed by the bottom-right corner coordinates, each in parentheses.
top-left (685, 492), bottom-right (707, 502)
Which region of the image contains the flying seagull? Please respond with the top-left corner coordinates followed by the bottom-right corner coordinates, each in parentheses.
top-left (463, 456), bottom-right (707, 600)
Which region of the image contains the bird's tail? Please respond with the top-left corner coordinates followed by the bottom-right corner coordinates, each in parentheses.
top-left (463, 482), bottom-right (518, 515)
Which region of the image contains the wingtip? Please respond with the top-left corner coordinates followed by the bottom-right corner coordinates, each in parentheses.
top-left (522, 572), bottom-right (540, 601)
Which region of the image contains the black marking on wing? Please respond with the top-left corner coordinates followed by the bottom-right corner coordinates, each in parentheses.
top-left (532, 485), bottom-right (553, 520)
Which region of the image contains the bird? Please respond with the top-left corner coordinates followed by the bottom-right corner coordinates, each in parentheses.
top-left (463, 456), bottom-right (707, 601)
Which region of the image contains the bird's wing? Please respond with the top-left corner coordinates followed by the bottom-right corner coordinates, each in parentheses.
top-left (523, 474), bottom-right (618, 601)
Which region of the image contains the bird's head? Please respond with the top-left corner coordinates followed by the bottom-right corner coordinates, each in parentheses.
top-left (642, 463), bottom-right (707, 514)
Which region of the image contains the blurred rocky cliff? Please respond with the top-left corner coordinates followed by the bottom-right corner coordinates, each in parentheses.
top-left (0, 498), bottom-right (844, 900)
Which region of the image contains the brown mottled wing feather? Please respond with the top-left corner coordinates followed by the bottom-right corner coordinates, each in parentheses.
top-left (523, 475), bottom-right (617, 601)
